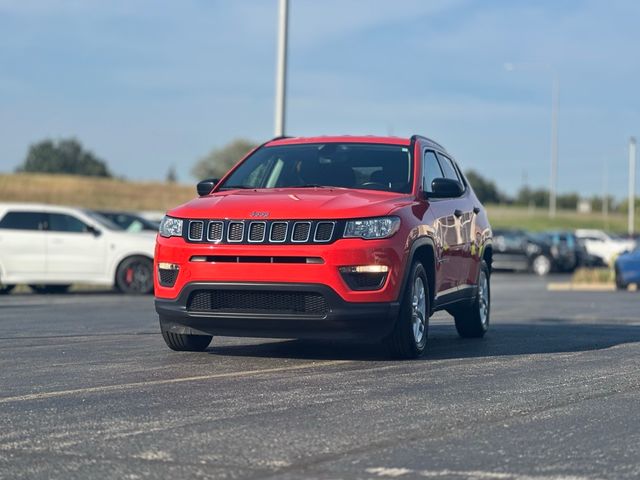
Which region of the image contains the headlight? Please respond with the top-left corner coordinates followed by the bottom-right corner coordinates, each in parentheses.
top-left (159, 216), bottom-right (184, 238)
top-left (344, 216), bottom-right (400, 239)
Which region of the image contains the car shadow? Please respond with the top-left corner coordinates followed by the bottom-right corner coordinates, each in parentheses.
top-left (206, 321), bottom-right (640, 362)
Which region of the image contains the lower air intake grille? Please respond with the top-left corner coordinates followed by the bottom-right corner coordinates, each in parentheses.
top-left (187, 290), bottom-right (329, 316)
top-left (158, 268), bottom-right (178, 287)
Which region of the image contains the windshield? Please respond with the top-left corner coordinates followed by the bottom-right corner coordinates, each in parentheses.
top-left (218, 143), bottom-right (413, 193)
top-left (84, 210), bottom-right (124, 231)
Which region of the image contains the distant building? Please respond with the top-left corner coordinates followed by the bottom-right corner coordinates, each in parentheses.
top-left (577, 199), bottom-right (592, 214)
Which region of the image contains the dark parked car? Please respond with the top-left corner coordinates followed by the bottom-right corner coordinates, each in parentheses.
top-left (614, 246), bottom-right (640, 290)
top-left (97, 211), bottom-right (159, 233)
top-left (492, 229), bottom-right (580, 275)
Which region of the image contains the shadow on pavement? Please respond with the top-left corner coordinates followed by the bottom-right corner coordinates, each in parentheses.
top-left (206, 321), bottom-right (640, 362)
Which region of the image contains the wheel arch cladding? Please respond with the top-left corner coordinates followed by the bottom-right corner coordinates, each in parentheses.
top-left (482, 244), bottom-right (493, 273)
top-left (412, 240), bottom-right (436, 309)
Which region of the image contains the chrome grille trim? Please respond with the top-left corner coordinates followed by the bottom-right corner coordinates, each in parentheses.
top-left (269, 222), bottom-right (288, 243)
top-left (248, 222), bottom-right (267, 242)
top-left (207, 221), bottom-right (224, 242)
top-left (227, 222), bottom-right (245, 242)
top-left (188, 220), bottom-right (204, 241)
top-left (291, 222), bottom-right (312, 243)
top-left (313, 221), bottom-right (336, 242)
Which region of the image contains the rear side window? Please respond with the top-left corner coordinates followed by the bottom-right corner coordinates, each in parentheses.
top-left (437, 153), bottom-right (462, 182)
top-left (423, 150), bottom-right (444, 193)
top-left (48, 213), bottom-right (89, 233)
top-left (0, 211), bottom-right (46, 230)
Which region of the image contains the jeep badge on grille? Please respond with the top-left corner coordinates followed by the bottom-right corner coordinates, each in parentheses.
top-left (250, 211), bottom-right (269, 218)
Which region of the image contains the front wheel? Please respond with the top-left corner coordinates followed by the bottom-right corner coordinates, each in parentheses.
top-left (0, 284), bottom-right (15, 295)
top-left (454, 260), bottom-right (490, 338)
top-left (115, 256), bottom-right (154, 294)
top-left (384, 261), bottom-right (430, 359)
top-left (161, 329), bottom-right (212, 352)
top-left (531, 255), bottom-right (552, 276)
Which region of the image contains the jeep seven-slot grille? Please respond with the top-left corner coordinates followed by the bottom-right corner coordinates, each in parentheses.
top-left (187, 290), bottom-right (329, 316)
top-left (185, 220), bottom-right (339, 244)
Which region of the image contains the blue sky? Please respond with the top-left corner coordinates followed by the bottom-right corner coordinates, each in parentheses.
top-left (0, 0), bottom-right (638, 198)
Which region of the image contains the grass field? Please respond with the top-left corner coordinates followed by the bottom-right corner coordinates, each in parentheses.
top-left (0, 173), bottom-right (638, 233)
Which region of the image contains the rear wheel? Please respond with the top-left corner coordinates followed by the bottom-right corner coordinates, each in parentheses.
top-left (115, 256), bottom-right (153, 294)
top-left (161, 329), bottom-right (212, 352)
top-left (29, 284), bottom-right (71, 294)
top-left (454, 260), bottom-right (490, 338)
top-left (384, 261), bottom-right (429, 359)
top-left (0, 284), bottom-right (15, 295)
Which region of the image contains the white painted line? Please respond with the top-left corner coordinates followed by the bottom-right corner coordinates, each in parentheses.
top-left (0, 360), bottom-right (352, 405)
top-left (366, 467), bottom-right (603, 480)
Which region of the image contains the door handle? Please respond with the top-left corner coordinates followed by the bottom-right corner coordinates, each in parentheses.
top-left (454, 209), bottom-right (463, 218)
top-left (473, 206), bottom-right (481, 214)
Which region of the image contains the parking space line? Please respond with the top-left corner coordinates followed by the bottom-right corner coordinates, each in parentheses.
top-left (0, 360), bottom-right (352, 404)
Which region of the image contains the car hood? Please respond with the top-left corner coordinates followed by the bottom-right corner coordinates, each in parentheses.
top-left (169, 188), bottom-right (414, 220)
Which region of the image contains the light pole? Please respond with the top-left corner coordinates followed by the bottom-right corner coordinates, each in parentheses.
top-left (274, 0), bottom-right (289, 137)
top-left (549, 76), bottom-right (559, 218)
top-left (629, 137), bottom-right (637, 236)
top-left (504, 63), bottom-right (559, 218)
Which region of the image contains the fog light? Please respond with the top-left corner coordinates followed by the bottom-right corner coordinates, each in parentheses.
top-left (158, 262), bottom-right (179, 287)
top-left (339, 265), bottom-right (389, 290)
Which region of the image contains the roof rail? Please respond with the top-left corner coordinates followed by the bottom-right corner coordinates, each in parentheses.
top-left (411, 134), bottom-right (446, 151)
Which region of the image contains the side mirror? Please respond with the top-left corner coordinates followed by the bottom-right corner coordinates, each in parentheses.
top-left (86, 225), bottom-right (101, 237)
top-left (197, 178), bottom-right (219, 197)
top-left (427, 178), bottom-right (464, 198)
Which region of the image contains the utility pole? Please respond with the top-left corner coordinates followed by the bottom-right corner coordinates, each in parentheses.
top-left (603, 161), bottom-right (609, 231)
top-left (629, 137), bottom-right (637, 235)
top-left (274, 0), bottom-right (289, 137)
top-left (549, 77), bottom-right (559, 218)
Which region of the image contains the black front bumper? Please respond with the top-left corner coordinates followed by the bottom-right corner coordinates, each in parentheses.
top-left (155, 282), bottom-right (400, 341)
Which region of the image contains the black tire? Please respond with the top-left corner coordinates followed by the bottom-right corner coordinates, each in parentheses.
top-left (615, 267), bottom-right (627, 291)
top-left (454, 260), bottom-right (490, 338)
top-left (161, 329), bottom-right (212, 352)
top-left (29, 284), bottom-right (71, 294)
top-left (384, 261), bottom-right (430, 359)
top-left (0, 284), bottom-right (15, 295)
top-left (115, 256), bottom-right (154, 294)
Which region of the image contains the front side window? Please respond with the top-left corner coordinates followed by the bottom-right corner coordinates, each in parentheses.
top-left (0, 211), bottom-right (46, 230)
top-left (422, 150), bottom-right (444, 193)
top-left (218, 143), bottom-right (413, 193)
top-left (437, 153), bottom-right (462, 182)
top-left (47, 213), bottom-right (89, 233)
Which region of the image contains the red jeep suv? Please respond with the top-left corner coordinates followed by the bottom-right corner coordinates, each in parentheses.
top-left (155, 135), bottom-right (493, 358)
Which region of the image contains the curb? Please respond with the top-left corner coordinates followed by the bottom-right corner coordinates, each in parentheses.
top-left (547, 282), bottom-right (617, 292)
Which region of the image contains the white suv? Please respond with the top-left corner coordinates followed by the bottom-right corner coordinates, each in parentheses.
top-left (0, 203), bottom-right (156, 294)
top-left (575, 229), bottom-right (636, 266)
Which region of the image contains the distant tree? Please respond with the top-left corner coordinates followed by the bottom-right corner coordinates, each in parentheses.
top-left (556, 193), bottom-right (579, 210)
top-left (17, 138), bottom-right (112, 177)
top-left (192, 139), bottom-right (257, 180)
top-left (516, 187), bottom-right (549, 208)
top-left (166, 165), bottom-right (178, 183)
top-left (464, 170), bottom-right (506, 204)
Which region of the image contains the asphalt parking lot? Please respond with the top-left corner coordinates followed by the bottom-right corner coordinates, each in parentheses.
top-left (1, 273), bottom-right (639, 480)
